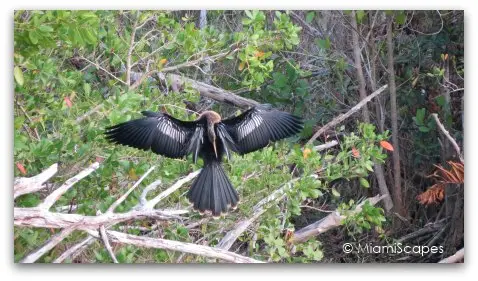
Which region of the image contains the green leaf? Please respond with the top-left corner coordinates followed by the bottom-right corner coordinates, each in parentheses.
top-left (359, 177), bottom-right (370, 188)
top-left (331, 188), bottom-right (340, 197)
top-left (396, 11), bottom-right (406, 25)
top-left (419, 126), bottom-right (430, 133)
top-left (316, 37), bottom-right (330, 50)
top-left (435, 95), bottom-right (446, 107)
top-left (28, 30), bottom-right (39, 44)
top-left (14, 66), bottom-right (24, 86)
top-left (305, 11), bottom-right (316, 23)
top-left (38, 25), bottom-right (54, 33)
top-left (356, 10), bottom-right (365, 23)
top-left (245, 10), bottom-right (253, 19)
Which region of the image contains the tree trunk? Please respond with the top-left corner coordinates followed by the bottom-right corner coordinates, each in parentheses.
top-left (387, 18), bottom-right (406, 218)
top-left (350, 11), bottom-right (370, 123)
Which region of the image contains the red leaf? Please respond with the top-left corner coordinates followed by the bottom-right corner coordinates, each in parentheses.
top-left (64, 96), bottom-right (73, 108)
top-left (16, 162), bottom-right (27, 175)
top-left (352, 147), bottom-right (360, 158)
top-left (380, 140), bottom-right (394, 151)
top-left (95, 156), bottom-right (105, 163)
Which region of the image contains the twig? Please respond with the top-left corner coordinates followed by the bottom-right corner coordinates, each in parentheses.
top-left (313, 140), bottom-right (338, 151)
top-left (86, 229), bottom-right (264, 263)
top-left (432, 113), bottom-right (464, 163)
top-left (126, 11), bottom-right (140, 87)
top-left (53, 236), bottom-right (95, 263)
top-left (39, 162), bottom-right (100, 210)
top-left (80, 56), bottom-right (127, 86)
top-left (99, 224), bottom-right (119, 263)
top-left (19, 227), bottom-right (75, 263)
top-left (16, 100), bottom-right (41, 140)
top-left (139, 179), bottom-right (162, 207)
top-left (143, 169), bottom-right (201, 210)
top-left (438, 248), bottom-right (464, 263)
top-left (75, 104), bottom-right (103, 124)
top-left (306, 84), bottom-right (388, 145)
top-left (107, 166), bottom-right (156, 213)
top-left (216, 176), bottom-right (317, 250)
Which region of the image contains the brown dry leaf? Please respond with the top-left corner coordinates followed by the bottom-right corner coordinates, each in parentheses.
top-left (417, 184), bottom-right (445, 205)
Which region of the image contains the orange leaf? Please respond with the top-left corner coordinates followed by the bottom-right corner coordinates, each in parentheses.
top-left (380, 140), bottom-right (394, 151)
top-left (417, 184), bottom-right (445, 205)
top-left (159, 58), bottom-right (168, 65)
top-left (303, 148), bottom-right (312, 159)
top-left (352, 147), bottom-right (360, 158)
top-left (64, 96), bottom-right (73, 108)
top-left (238, 62), bottom-right (245, 71)
top-left (16, 162), bottom-right (27, 175)
top-left (254, 51), bottom-right (265, 58)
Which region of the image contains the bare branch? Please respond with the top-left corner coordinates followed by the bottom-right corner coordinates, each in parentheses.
top-left (20, 227), bottom-right (75, 263)
top-left (143, 170), bottom-right (201, 210)
top-left (86, 230), bottom-right (264, 263)
top-left (39, 162), bottom-right (100, 210)
top-left (432, 113), bottom-right (464, 163)
top-left (126, 11), bottom-right (140, 87)
top-left (80, 56), bottom-right (127, 86)
top-left (107, 166), bottom-right (156, 213)
top-left (313, 140), bottom-right (338, 151)
top-left (160, 74), bottom-right (259, 109)
top-left (306, 84), bottom-right (388, 145)
top-left (217, 176), bottom-right (317, 250)
top-left (290, 195), bottom-right (386, 244)
top-left (99, 224), bottom-right (119, 263)
top-left (14, 163), bottom-right (58, 199)
top-left (14, 207), bottom-right (186, 229)
top-left (139, 179), bottom-right (162, 207)
top-left (53, 236), bottom-right (95, 263)
top-left (75, 104), bottom-right (103, 124)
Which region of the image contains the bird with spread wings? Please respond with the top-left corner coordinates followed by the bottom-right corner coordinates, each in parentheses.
top-left (105, 105), bottom-right (303, 217)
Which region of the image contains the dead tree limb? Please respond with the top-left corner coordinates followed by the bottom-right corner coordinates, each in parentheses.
top-left (216, 176), bottom-right (317, 250)
top-left (86, 229), bottom-right (264, 263)
top-left (432, 113), bottom-right (464, 163)
top-left (438, 248), bottom-right (464, 263)
top-left (290, 194), bottom-right (387, 244)
top-left (14, 163), bottom-right (58, 199)
top-left (19, 227), bottom-right (76, 263)
top-left (160, 73), bottom-right (259, 109)
top-left (306, 84), bottom-right (388, 145)
top-left (14, 161), bottom-right (203, 263)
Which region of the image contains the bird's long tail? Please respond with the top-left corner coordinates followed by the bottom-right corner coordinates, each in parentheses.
top-left (188, 160), bottom-right (239, 217)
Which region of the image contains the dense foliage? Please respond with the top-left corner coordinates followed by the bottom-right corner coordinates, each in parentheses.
top-left (14, 10), bottom-right (463, 263)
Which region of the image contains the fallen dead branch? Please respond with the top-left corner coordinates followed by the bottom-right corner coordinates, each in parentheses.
top-left (160, 73), bottom-right (259, 109)
top-left (14, 161), bottom-right (203, 263)
top-left (14, 163), bottom-right (58, 199)
top-left (86, 229), bottom-right (264, 263)
top-left (289, 194), bottom-right (387, 244)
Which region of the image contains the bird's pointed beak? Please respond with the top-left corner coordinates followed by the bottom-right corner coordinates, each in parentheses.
top-left (213, 142), bottom-right (218, 159)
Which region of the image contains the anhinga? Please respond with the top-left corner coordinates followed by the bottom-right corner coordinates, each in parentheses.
top-left (105, 105), bottom-right (303, 217)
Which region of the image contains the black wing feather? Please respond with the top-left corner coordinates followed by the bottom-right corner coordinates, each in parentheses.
top-left (105, 111), bottom-right (199, 159)
top-left (221, 107), bottom-right (303, 154)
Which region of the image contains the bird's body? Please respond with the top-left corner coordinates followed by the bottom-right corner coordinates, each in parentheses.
top-left (105, 105), bottom-right (303, 216)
